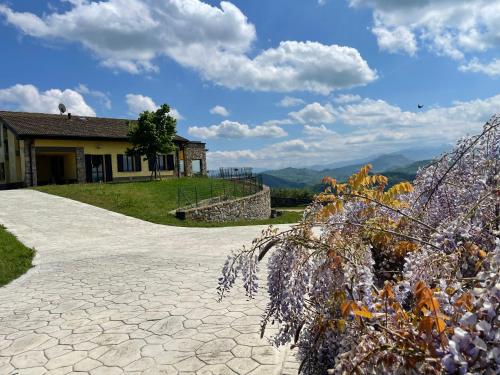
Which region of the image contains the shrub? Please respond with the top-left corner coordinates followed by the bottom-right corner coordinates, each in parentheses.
top-left (218, 116), bottom-right (499, 374)
top-left (271, 187), bottom-right (315, 200)
top-left (271, 188), bottom-right (315, 207)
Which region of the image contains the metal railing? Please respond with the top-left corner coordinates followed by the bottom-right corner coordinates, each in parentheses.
top-left (177, 168), bottom-right (263, 208)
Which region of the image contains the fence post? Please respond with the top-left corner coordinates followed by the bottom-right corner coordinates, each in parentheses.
top-left (177, 185), bottom-right (180, 208)
top-left (210, 181), bottom-right (213, 199)
top-left (195, 186), bottom-right (198, 206)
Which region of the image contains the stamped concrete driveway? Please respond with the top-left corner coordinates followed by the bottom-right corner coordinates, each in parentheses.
top-left (0, 190), bottom-right (299, 375)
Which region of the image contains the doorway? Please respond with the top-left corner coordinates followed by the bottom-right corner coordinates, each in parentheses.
top-left (35, 152), bottom-right (77, 185)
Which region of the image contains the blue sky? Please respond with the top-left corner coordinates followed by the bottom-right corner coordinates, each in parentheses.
top-left (0, 0), bottom-right (499, 169)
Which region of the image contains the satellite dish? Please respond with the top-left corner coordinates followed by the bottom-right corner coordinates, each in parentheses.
top-left (58, 103), bottom-right (67, 115)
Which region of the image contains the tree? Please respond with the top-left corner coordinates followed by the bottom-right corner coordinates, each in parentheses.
top-left (127, 104), bottom-right (177, 180)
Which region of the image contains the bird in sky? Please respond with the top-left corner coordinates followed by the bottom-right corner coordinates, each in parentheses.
top-left (417, 104), bottom-right (424, 109)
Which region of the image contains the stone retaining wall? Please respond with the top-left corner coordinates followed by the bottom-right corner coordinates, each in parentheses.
top-left (176, 185), bottom-right (271, 222)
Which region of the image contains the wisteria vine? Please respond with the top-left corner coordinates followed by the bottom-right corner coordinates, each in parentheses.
top-left (218, 115), bottom-right (499, 374)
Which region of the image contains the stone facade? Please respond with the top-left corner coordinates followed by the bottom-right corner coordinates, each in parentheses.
top-left (183, 143), bottom-right (207, 177)
top-left (177, 185), bottom-right (271, 222)
top-left (75, 147), bottom-right (86, 184)
top-left (23, 140), bottom-right (37, 187)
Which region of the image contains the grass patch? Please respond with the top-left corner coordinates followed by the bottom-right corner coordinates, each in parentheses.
top-left (0, 225), bottom-right (35, 287)
top-left (272, 205), bottom-right (308, 210)
top-left (35, 178), bottom-right (302, 227)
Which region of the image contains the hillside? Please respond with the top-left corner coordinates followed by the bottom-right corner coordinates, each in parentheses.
top-left (380, 159), bottom-right (431, 187)
top-left (260, 173), bottom-right (307, 188)
top-left (261, 154), bottom-right (431, 189)
top-left (307, 145), bottom-right (449, 170)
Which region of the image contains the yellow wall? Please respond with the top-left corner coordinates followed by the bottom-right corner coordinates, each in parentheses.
top-left (0, 123), bottom-right (5, 183)
top-left (34, 139), bottom-right (175, 179)
top-left (5, 129), bottom-right (23, 183)
top-left (64, 153), bottom-right (77, 179)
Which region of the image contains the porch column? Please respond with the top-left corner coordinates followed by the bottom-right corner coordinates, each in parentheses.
top-left (184, 147), bottom-right (193, 177)
top-left (23, 140), bottom-right (37, 187)
top-left (175, 149), bottom-right (180, 177)
top-left (75, 147), bottom-right (86, 184)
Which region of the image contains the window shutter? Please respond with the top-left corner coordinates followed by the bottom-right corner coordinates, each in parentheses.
top-left (85, 155), bottom-right (92, 183)
top-left (135, 154), bottom-right (142, 172)
top-left (167, 155), bottom-right (174, 171)
top-left (117, 154), bottom-right (124, 172)
top-left (148, 157), bottom-right (155, 172)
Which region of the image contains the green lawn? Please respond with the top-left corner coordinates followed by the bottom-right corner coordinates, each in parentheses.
top-left (0, 225), bottom-right (35, 287)
top-left (35, 178), bottom-right (302, 227)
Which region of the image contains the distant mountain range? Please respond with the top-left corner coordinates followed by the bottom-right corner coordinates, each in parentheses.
top-left (260, 153), bottom-right (434, 190)
top-left (304, 144), bottom-right (450, 171)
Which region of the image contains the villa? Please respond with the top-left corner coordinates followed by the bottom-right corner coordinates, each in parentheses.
top-left (0, 111), bottom-right (207, 189)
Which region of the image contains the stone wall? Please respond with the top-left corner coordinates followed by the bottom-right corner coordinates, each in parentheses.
top-left (177, 185), bottom-right (271, 222)
top-left (75, 147), bottom-right (86, 184)
top-left (23, 140), bottom-right (37, 187)
top-left (183, 143), bottom-right (207, 177)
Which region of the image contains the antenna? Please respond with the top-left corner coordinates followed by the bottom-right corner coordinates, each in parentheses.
top-left (58, 103), bottom-right (67, 115)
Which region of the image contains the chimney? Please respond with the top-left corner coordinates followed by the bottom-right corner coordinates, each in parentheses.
top-left (67, 113), bottom-right (72, 120)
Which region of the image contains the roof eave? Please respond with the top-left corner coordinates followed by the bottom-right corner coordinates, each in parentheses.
top-left (0, 117), bottom-right (20, 137)
top-left (16, 134), bottom-right (189, 143)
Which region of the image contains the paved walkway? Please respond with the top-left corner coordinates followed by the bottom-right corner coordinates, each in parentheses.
top-left (0, 190), bottom-right (298, 375)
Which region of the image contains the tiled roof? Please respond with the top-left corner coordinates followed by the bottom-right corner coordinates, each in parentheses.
top-left (0, 111), bottom-right (191, 142)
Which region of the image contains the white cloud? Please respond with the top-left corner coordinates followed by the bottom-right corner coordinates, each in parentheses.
top-left (206, 94), bottom-right (500, 169)
top-left (209, 105), bottom-right (229, 117)
top-left (459, 58), bottom-right (500, 77)
top-left (0, 1), bottom-right (255, 73)
top-left (332, 94), bottom-right (362, 104)
top-left (207, 138), bottom-right (328, 169)
top-left (0, 84), bottom-right (95, 116)
top-left (170, 109), bottom-right (182, 120)
top-left (202, 41), bottom-right (376, 94)
top-left (336, 98), bottom-right (411, 126)
top-left (277, 96), bottom-right (305, 108)
top-left (260, 119), bottom-right (293, 127)
top-left (344, 130), bottom-right (407, 145)
top-left (0, 2), bottom-right (377, 94)
top-left (337, 95), bottom-right (500, 131)
top-left (289, 102), bottom-right (336, 124)
top-left (125, 94), bottom-right (183, 119)
top-left (273, 139), bottom-right (309, 153)
top-left (350, 0), bottom-right (500, 65)
top-left (303, 124), bottom-right (337, 138)
top-left (207, 149), bottom-right (258, 168)
top-left (188, 120), bottom-right (287, 139)
top-left (372, 23), bottom-right (417, 56)
top-left (75, 84), bottom-right (111, 109)
top-left (126, 94), bottom-right (157, 114)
